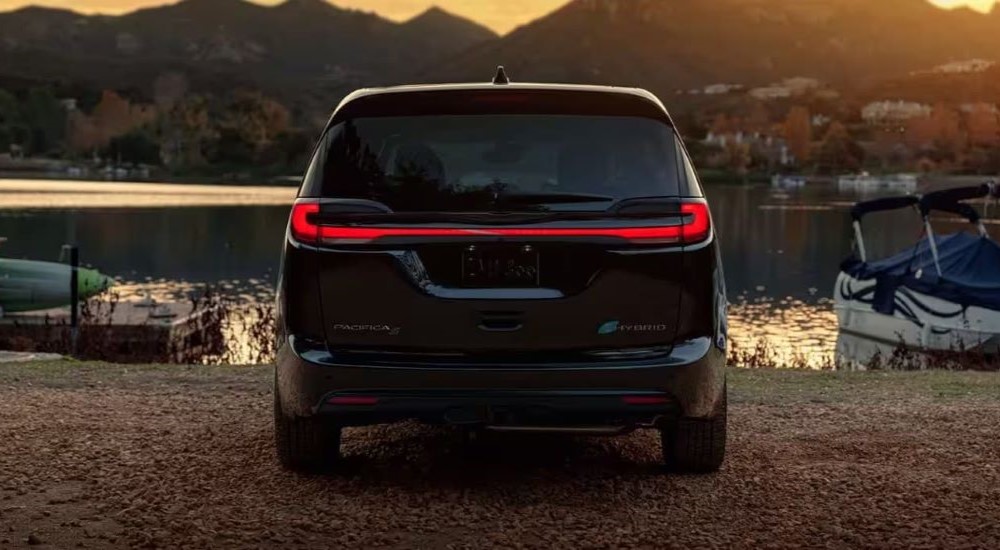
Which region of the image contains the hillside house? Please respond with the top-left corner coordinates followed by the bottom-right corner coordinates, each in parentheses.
top-left (703, 83), bottom-right (744, 95)
top-left (862, 101), bottom-right (932, 124)
top-left (932, 59), bottom-right (995, 74)
top-left (703, 131), bottom-right (794, 168)
top-left (749, 86), bottom-right (792, 101)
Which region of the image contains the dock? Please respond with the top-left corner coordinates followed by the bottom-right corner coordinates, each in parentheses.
top-left (0, 299), bottom-right (224, 364)
top-left (0, 350), bottom-right (62, 363)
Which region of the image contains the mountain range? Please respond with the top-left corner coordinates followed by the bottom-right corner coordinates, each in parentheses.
top-left (0, 0), bottom-right (496, 110)
top-left (429, 0), bottom-right (1000, 90)
top-left (1, 0), bottom-right (999, 119)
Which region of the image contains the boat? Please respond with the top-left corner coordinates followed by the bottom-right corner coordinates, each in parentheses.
top-left (771, 174), bottom-right (807, 189)
top-left (837, 172), bottom-right (918, 194)
top-left (0, 257), bottom-right (112, 316)
top-left (834, 183), bottom-right (1000, 354)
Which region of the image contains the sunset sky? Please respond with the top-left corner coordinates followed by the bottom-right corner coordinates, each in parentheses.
top-left (0, 0), bottom-right (994, 34)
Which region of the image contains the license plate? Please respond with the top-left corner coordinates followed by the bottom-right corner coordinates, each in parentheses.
top-left (462, 245), bottom-right (540, 287)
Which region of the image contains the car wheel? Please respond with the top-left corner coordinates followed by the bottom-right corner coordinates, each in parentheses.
top-left (274, 386), bottom-right (342, 473)
top-left (660, 387), bottom-right (727, 474)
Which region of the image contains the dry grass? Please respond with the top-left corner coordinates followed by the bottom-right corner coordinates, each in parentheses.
top-left (0, 362), bottom-right (997, 548)
top-left (3, 289), bottom-right (995, 372)
top-left (729, 334), bottom-right (998, 372)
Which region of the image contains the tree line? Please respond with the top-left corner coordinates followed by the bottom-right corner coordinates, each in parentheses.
top-left (4, 77), bottom-right (999, 180)
top-left (692, 100), bottom-right (1000, 178)
top-left (1, 76), bottom-right (315, 177)
top-left (0, 88), bottom-right (67, 157)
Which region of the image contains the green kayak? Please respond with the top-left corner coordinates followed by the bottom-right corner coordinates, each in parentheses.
top-left (0, 258), bottom-right (112, 314)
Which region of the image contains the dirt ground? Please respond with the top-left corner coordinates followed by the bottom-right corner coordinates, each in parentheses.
top-left (0, 362), bottom-right (998, 549)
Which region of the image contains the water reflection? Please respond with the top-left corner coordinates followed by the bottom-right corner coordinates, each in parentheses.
top-left (706, 183), bottom-right (988, 369)
top-left (728, 296), bottom-right (838, 369)
top-left (1, 205), bottom-right (288, 284)
top-left (0, 179), bottom-right (295, 209)
top-left (2, 179), bottom-right (991, 367)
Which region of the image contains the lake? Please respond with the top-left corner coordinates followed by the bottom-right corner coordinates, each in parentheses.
top-left (1, 178), bottom-right (989, 367)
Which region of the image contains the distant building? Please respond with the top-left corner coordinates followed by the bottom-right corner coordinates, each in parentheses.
top-left (781, 77), bottom-right (821, 95)
top-left (749, 86), bottom-right (792, 101)
top-left (752, 134), bottom-right (794, 167)
top-left (932, 59), bottom-right (995, 74)
top-left (862, 100), bottom-right (932, 123)
top-left (748, 77), bottom-right (822, 101)
top-left (703, 131), bottom-right (794, 167)
top-left (703, 83), bottom-right (744, 95)
top-left (959, 103), bottom-right (999, 114)
top-left (705, 130), bottom-right (743, 147)
top-left (811, 114), bottom-right (831, 127)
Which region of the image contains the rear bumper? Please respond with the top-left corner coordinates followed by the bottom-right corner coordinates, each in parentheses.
top-left (275, 336), bottom-right (726, 425)
top-left (316, 391), bottom-right (682, 429)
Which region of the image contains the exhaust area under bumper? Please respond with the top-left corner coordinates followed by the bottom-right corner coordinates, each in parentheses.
top-left (275, 336), bottom-right (726, 423)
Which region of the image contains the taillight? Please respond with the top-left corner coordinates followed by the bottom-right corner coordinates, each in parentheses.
top-left (289, 198), bottom-right (711, 245)
top-left (680, 201), bottom-right (711, 244)
top-left (289, 200), bottom-right (321, 244)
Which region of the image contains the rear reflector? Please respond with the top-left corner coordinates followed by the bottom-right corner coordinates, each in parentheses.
top-left (622, 395), bottom-right (669, 406)
top-left (290, 199), bottom-right (711, 245)
top-left (327, 396), bottom-right (379, 406)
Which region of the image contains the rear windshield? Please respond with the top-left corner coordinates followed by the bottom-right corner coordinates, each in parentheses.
top-left (300, 115), bottom-right (682, 212)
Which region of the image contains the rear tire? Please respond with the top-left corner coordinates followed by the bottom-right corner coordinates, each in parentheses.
top-left (661, 389), bottom-right (727, 473)
top-left (274, 387), bottom-right (342, 473)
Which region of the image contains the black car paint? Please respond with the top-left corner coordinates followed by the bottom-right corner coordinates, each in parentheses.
top-left (275, 84), bottom-right (727, 427)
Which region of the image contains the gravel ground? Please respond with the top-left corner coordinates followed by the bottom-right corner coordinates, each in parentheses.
top-left (1, 362), bottom-right (998, 549)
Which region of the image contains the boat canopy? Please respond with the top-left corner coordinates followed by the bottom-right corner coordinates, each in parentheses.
top-left (842, 232), bottom-right (1000, 313)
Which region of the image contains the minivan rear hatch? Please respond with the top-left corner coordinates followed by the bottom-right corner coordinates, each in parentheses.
top-left (295, 90), bottom-right (704, 361)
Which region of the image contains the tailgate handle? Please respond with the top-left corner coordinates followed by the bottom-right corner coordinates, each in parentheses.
top-left (478, 317), bottom-right (523, 332)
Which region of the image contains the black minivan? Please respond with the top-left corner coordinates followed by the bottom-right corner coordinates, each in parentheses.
top-left (274, 73), bottom-right (728, 473)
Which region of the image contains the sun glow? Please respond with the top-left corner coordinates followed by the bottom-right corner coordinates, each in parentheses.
top-left (928, 0), bottom-right (996, 12)
top-left (0, 0), bottom-right (570, 34)
top-left (0, 1), bottom-right (995, 33)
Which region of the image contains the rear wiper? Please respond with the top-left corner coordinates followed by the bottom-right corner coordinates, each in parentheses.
top-left (496, 192), bottom-right (616, 205)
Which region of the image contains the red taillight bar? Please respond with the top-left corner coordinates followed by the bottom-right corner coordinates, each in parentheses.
top-left (290, 199), bottom-right (711, 245)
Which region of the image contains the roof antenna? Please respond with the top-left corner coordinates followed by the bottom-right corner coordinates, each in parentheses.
top-left (493, 65), bottom-right (510, 85)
